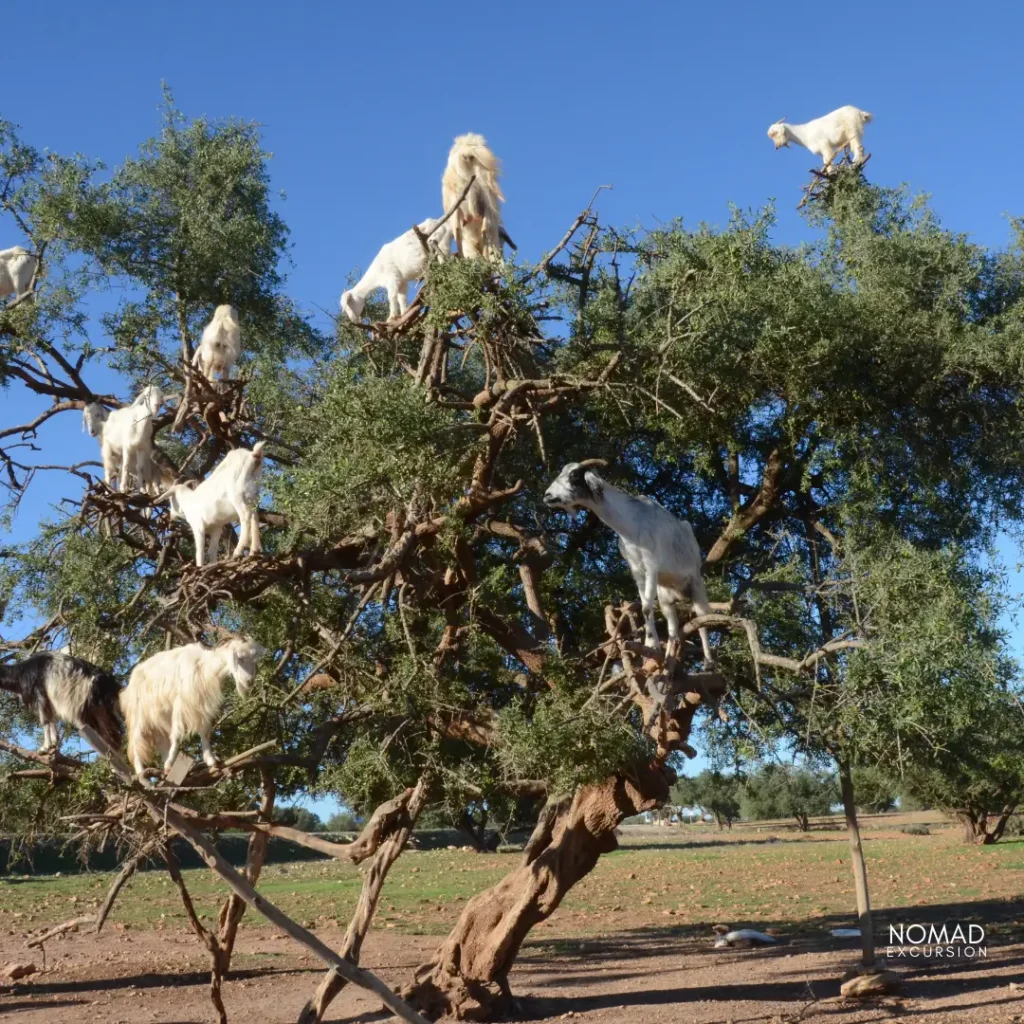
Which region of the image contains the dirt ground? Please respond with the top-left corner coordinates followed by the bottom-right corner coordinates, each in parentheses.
top-left (2, 821), bottom-right (1023, 1023)
top-left (2, 923), bottom-right (1022, 1023)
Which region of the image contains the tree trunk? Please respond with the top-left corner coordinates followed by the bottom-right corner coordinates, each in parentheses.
top-left (839, 763), bottom-right (875, 968)
top-left (957, 810), bottom-right (984, 844)
top-left (298, 777), bottom-right (429, 1024)
top-left (983, 804), bottom-right (1017, 844)
top-left (795, 813), bottom-right (809, 833)
top-left (210, 771), bottom-right (277, 1013)
top-left (402, 763), bottom-right (671, 1021)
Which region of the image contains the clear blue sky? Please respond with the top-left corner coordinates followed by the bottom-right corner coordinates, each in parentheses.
top-left (4, 0), bottom-right (1024, 807)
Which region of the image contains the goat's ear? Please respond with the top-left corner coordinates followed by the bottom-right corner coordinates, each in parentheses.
top-left (583, 471), bottom-right (605, 499)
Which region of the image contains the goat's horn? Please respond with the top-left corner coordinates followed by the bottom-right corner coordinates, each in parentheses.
top-left (576, 458), bottom-right (609, 471)
top-left (775, 115), bottom-right (787, 124)
top-left (153, 488), bottom-right (175, 504)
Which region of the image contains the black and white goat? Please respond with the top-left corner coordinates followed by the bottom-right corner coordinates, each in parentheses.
top-left (0, 652), bottom-right (123, 752)
top-left (543, 460), bottom-right (714, 663)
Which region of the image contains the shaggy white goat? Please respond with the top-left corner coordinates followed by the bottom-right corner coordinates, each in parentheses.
top-left (767, 106), bottom-right (873, 171)
top-left (120, 638), bottom-right (264, 775)
top-left (543, 461), bottom-right (714, 662)
top-left (193, 304), bottom-right (241, 380)
top-left (0, 246), bottom-right (37, 300)
top-left (99, 385), bottom-right (165, 493)
top-left (442, 133), bottom-right (506, 259)
top-left (341, 217), bottom-right (454, 323)
top-left (159, 442), bottom-right (265, 566)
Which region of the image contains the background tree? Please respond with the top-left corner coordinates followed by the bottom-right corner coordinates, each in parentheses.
top-left (738, 764), bottom-right (837, 832)
top-left (672, 770), bottom-right (742, 829)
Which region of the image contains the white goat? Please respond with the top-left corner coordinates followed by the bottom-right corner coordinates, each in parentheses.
top-left (543, 460), bottom-right (714, 663)
top-left (120, 638), bottom-right (264, 775)
top-left (442, 133), bottom-right (506, 260)
top-left (193, 304), bottom-right (241, 380)
top-left (98, 385), bottom-right (165, 493)
top-left (0, 246), bottom-right (37, 300)
top-left (82, 401), bottom-right (110, 440)
top-left (159, 442), bottom-right (265, 567)
top-left (341, 218), bottom-right (453, 323)
top-left (767, 106), bottom-right (873, 171)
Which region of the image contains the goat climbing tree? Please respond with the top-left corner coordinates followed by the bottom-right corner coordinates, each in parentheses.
top-left (3, 97), bottom-right (1024, 1024)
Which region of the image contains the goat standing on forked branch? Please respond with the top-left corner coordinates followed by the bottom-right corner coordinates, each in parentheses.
top-left (95, 384), bottom-right (167, 494)
top-left (0, 652), bottom-right (123, 753)
top-left (0, 246), bottom-right (37, 300)
top-left (120, 638), bottom-right (265, 776)
top-left (767, 106), bottom-right (872, 172)
top-left (341, 217), bottom-right (454, 323)
top-left (442, 133), bottom-right (509, 260)
top-left (193, 304), bottom-right (241, 380)
top-left (158, 442), bottom-right (266, 566)
top-left (543, 460), bottom-right (715, 664)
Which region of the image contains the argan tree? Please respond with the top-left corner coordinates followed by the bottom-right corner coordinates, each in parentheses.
top-left (3, 97), bottom-right (1024, 1024)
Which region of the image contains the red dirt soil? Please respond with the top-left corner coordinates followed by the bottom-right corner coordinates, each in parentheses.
top-left (1, 921), bottom-right (1022, 1023)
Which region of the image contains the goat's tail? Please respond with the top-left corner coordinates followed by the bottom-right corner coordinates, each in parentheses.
top-left (80, 670), bottom-right (124, 750)
top-left (251, 440), bottom-right (266, 462)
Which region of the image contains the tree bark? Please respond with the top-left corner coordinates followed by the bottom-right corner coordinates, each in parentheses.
top-left (839, 763), bottom-right (875, 968)
top-left (298, 777), bottom-right (430, 1024)
top-left (402, 763), bottom-right (671, 1020)
top-left (210, 770), bottom-right (277, 1013)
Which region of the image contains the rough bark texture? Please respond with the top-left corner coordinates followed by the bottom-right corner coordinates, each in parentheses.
top-left (402, 762), bottom-right (672, 1020)
top-left (297, 777), bottom-right (430, 1024)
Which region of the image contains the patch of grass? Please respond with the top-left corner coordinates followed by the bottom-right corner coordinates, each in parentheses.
top-left (2, 827), bottom-right (1022, 946)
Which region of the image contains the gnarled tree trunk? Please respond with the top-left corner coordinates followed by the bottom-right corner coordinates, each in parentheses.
top-left (402, 762), bottom-right (671, 1021)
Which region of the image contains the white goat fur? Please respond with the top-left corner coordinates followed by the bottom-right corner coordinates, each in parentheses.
top-left (0, 246), bottom-right (37, 300)
top-left (161, 442), bottom-right (265, 566)
top-left (120, 638), bottom-right (264, 774)
top-left (543, 463), bottom-right (714, 662)
top-left (98, 386), bottom-right (165, 494)
top-left (341, 218), bottom-right (454, 323)
top-left (441, 134), bottom-right (505, 259)
top-left (767, 106), bottom-right (872, 170)
top-left (193, 304), bottom-right (242, 379)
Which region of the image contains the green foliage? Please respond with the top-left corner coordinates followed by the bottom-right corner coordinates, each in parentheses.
top-left (739, 764), bottom-right (837, 830)
top-left (672, 770), bottom-right (741, 828)
top-left (275, 806), bottom-right (324, 832)
top-left (850, 765), bottom-right (898, 814)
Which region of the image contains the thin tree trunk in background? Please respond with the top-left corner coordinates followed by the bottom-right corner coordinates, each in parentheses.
top-left (839, 762), bottom-right (875, 967)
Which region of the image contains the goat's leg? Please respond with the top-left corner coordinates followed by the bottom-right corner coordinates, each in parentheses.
top-left (690, 577), bottom-right (716, 665)
top-left (230, 514), bottom-right (249, 559)
top-left (164, 712), bottom-right (183, 773)
top-left (396, 287), bottom-right (409, 316)
top-left (190, 524), bottom-right (207, 567)
top-left (849, 136), bottom-right (866, 165)
top-left (118, 447), bottom-right (132, 491)
top-left (659, 587), bottom-right (681, 660)
top-left (640, 567), bottom-right (661, 650)
top-left (198, 727), bottom-right (219, 770)
top-left (103, 447), bottom-right (118, 490)
top-left (207, 526), bottom-right (224, 565)
top-left (247, 509), bottom-right (262, 556)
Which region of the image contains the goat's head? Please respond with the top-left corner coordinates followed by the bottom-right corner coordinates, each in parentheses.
top-left (82, 402), bottom-right (110, 438)
top-left (767, 119), bottom-right (789, 149)
top-left (542, 460), bottom-right (608, 510)
top-left (222, 637), bottom-right (266, 695)
top-left (340, 289), bottom-right (365, 323)
top-left (135, 384), bottom-right (165, 415)
top-left (157, 481), bottom-right (196, 520)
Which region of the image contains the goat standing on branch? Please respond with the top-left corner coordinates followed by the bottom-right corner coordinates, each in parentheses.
top-left (0, 652), bottom-right (122, 753)
top-left (543, 461), bottom-right (715, 663)
top-left (341, 218), bottom-right (453, 323)
top-left (767, 106), bottom-right (872, 172)
top-left (96, 384), bottom-right (166, 494)
top-left (0, 246), bottom-right (37, 300)
top-left (120, 637), bottom-right (265, 776)
top-left (442, 133), bottom-right (508, 260)
top-left (158, 441), bottom-right (266, 567)
top-left (193, 304), bottom-right (242, 380)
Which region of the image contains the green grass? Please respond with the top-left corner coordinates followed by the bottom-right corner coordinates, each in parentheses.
top-left (2, 826), bottom-right (1022, 943)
